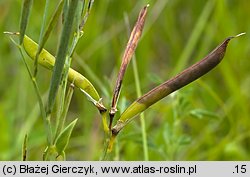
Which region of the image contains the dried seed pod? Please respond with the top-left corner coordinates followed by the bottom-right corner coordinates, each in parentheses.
top-left (112, 33), bottom-right (245, 136)
top-left (109, 5), bottom-right (149, 128)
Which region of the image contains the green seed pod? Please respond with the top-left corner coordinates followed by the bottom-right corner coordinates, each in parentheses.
top-left (22, 35), bottom-right (100, 101)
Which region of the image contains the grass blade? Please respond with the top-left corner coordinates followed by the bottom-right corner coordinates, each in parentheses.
top-left (19, 0), bottom-right (33, 44)
top-left (132, 56), bottom-right (149, 160)
top-left (109, 5), bottom-right (149, 127)
top-left (79, 0), bottom-right (94, 31)
top-left (54, 83), bottom-right (75, 140)
top-left (34, 0), bottom-right (64, 76)
top-left (62, 0), bottom-right (69, 24)
top-left (74, 0), bottom-right (84, 31)
top-left (68, 0), bottom-right (95, 57)
top-left (171, 0), bottom-right (214, 75)
top-left (33, 0), bottom-right (50, 77)
top-left (47, 0), bottom-right (79, 114)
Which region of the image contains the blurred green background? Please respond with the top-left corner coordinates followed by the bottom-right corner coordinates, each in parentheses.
top-left (0, 0), bottom-right (250, 160)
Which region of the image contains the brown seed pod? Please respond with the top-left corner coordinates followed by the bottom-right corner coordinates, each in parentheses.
top-left (111, 33), bottom-right (245, 136)
top-left (109, 5), bottom-right (149, 128)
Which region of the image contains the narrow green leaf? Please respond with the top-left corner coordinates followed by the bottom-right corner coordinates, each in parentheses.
top-left (55, 118), bottom-right (78, 155)
top-left (55, 83), bottom-right (75, 139)
top-left (67, 0), bottom-right (85, 57)
top-left (171, 0), bottom-right (214, 75)
top-left (34, 0), bottom-right (51, 76)
top-left (47, 0), bottom-right (79, 114)
top-left (62, 0), bottom-right (69, 24)
top-left (22, 134), bottom-right (28, 161)
top-left (132, 57), bottom-right (149, 160)
top-left (189, 108), bottom-right (219, 120)
top-left (34, 0), bottom-right (64, 76)
top-left (75, 0), bottom-right (84, 31)
top-left (81, 0), bottom-right (86, 16)
top-left (51, 85), bottom-right (62, 136)
top-left (79, 0), bottom-right (94, 31)
top-left (19, 0), bottom-right (33, 44)
top-left (38, 0), bottom-right (64, 54)
top-left (87, 0), bottom-right (94, 13)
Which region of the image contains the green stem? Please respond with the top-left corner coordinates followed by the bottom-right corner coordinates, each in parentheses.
top-left (34, 0), bottom-right (51, 77)
top-left (55, 1), bottom-right (83, 136)
top-left (55, 55), bottom-right (73, 140)
top-left (171, 0), bottom-right (214, 75)
top-left (132, 56), bottom-right (149, 161)
top-left (47, 0), bottom-right (79, 114)
top-left (22, 134), bottom-right (28, 161)
top-left (100, 131), bottom-right (113, 161)
top-left (17, 44), bottom-right (53, 145)
top-left (54, 82), bottom-right (75, 141)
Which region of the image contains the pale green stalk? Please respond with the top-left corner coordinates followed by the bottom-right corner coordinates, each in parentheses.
top-left (19, 0), bottom-right (33, 44)
top-left (171, 0), bottom-right (214, 75)
top-left (54, 83), bottom-right (75, 140)
top-left (132, 56), bottom-right (149, 161)
top-left (7, 36), bottom-right (53, 146)
top-left (47, 0), bottom-right (79, 114)
top-left (34, 0), bottom-right (50, 76)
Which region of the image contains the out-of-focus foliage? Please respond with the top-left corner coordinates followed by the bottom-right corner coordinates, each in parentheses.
top-left (0, 0), bottom-right (250, 160)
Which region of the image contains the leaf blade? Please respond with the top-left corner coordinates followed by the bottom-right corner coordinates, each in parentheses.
top-left (55, 118), bottom-right (78, 155)
top-left (19, 0), bottom-right (33, 44)
top-left (47, 0), bottom-right (79, 114)
top-left (34, 0), bottom-right (64, 76)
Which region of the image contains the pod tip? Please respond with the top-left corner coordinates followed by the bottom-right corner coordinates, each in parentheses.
top-left (3, 31), bottom-right (20, 35)
top-left (3, 31), bottom-right (19, 35)
top-left (234, 32), bottom-right (246, 38)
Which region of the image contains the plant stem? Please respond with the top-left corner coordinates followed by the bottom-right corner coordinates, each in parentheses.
top-left (54, 83), bottom-right (75, 141)
top-left (47, 0), bottom-right (79, 114)
top-left (19, 0), bottom-right (33, 45)
top-left (132, 57), bottom-right (149, 160)
top-left (171, 0), bottom-right (214, 75)
top-left (17, 44), bottom-right (53, 145)
top-left (34, 0), bottom-right (50, 77)
top-left (22, 134), bottom-right (28, 161)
